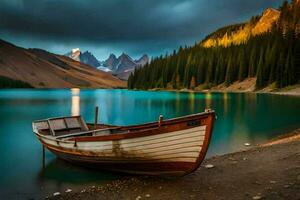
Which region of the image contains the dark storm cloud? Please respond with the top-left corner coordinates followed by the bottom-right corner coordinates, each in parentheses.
top-left (0, 0), bottom-right (282, 58)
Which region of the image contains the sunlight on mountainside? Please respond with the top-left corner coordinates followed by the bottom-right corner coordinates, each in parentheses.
top-left (202, 8), bottom-right (280, 48)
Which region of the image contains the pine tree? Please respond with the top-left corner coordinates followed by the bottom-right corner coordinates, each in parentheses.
top-left (190, 76), bottom-right (196, 89)
top-left (225, 55), bottom-right (233, 86)
top-left (238, 48), bottom-right (247, 81)
top-left (248, 48), bottom-right (257, 77)
top-left (276, 52), bottom-right (286, 88)
top-left (256, 50), bottom-right (265, 89)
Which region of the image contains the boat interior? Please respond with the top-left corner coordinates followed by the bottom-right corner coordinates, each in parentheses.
top-left (32, 116), bottom-right (127, 139)
top-left (32, 115), bottom-right (163, 140)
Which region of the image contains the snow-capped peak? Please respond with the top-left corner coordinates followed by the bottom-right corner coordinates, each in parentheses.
top-left (72, 48), bottom-right (80, 53)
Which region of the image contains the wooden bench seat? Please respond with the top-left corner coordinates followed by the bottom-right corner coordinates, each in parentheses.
top-left (48, 116), bottom-right (88, 136)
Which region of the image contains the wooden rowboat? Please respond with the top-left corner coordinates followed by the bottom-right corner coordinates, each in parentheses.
top-left (32, 109), bottom-right (215, 176)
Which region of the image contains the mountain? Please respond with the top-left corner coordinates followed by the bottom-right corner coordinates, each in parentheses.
top-left (114, 53), bottom-right (137, 73)
top-left (102, 53), bottom-right (149, 80)
top-left (128, 1), bottom-right (300, 90)
top-left (80, 51), bottom-right (101, 67)
top-left (65, 48), bottom-right (101, 68)
top-left (202, 0), bottom-right (300, 48)
top-left (67, 48), bottom-right (81, 61)
top-left (0, 39), bottom-right (125, 88)
top-left (66, 49), bottom-right (149, 80)
top-left (135, 54), bottom-right (150, 67)
top-left (252, 8), bottom-right (280, 35)
top-left (103, 54), bottom-right (118, 70)
top-left (202, 8), bottom-right (280, 48)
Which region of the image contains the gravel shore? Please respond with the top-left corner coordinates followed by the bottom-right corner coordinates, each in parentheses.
top-left (49, 130), bottom-right (300, 200)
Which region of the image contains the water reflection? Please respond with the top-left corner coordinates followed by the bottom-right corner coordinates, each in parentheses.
top-left (223, 92), bottom-right (229, 115)
top-left (71, 88), bottom-right (80, 116)
top-left (205, 92), bottom-right (212, 108)
top-left (189, 92), bottom-right (195, 112)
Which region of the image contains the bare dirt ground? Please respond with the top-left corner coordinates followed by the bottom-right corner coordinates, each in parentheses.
top-left (49, 130), bottom-right (300, 200)
top-left (210, 79), bottom-right (300, 96)
top-left (153, 79), bottom-right (300, 96)
top-left (210, 78), bottom-right (257, 92)
top-left (273, 85), bottom-right (300, 96)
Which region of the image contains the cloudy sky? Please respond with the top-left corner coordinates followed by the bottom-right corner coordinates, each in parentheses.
top-left (0, 0), bottom-right (282, 60)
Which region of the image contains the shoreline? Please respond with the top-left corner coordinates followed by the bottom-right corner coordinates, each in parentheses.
top-left (147, 86), bottom-right (300, 97)
top-left (1, 83), bottom-right (300, 97)
top-left (146, 79), bottom-right (300, 97)
top-left (147, 88), bottom-right (300, 97)
top-left (49, 129), bottom-right (300, 200)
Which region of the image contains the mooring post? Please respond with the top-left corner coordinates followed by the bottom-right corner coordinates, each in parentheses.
top-left (205, 108), bottom-right (211, 112)
top-left (94, 106), bottom-right (99, 129)
top-left (42, 145), bottom-right (45, 169)
top-left (159, 115), bottom-right (163, 127)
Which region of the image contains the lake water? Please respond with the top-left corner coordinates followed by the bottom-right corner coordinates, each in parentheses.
top-left (0, 89), bottom-right (300, 199)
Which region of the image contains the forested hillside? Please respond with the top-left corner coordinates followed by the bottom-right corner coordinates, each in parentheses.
top-left (128, 1), bottom-right (300, 90)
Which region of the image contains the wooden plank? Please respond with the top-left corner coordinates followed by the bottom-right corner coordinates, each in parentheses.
top-left (75, 131), bottom-right (205, 149)
top-left (78, 140), bottom-right (202, 152)
top-left (50, 119), bottom-right (67, 130)
top-left (65, 117), bottom-right (81, 129)
top-left (79, 116), bottom-right (89, 131)
top-left (34, 121), bottom-right (49, 130)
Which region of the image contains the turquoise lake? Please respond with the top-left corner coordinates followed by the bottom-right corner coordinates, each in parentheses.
top-left (0, 89), bottom-right (300, 199)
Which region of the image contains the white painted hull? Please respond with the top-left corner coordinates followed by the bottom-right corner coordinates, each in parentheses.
top-left (38, 126), bottom-right (206, 163)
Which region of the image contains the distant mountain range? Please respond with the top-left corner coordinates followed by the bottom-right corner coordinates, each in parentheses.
top-left (0, 39), bottom-right (125, 88)
top-left (65, 49), bottom-right (149, 80)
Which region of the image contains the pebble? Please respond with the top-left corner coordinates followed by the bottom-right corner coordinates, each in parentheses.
top-left (270, 180), bottom-right (277, 184)
top-left (145, 194), bottom-right (151, 198)
top-left (244, 143), bottom-right (251, 146)
top-left (53, 192), bottom-right (60, 196)
top-left (204, 164), bottom-right (215, 169)
top-left (254, 181), bottom-right (262, 185)
top-left (65, 189), bottom-right (72, 193)
top-left (284, 184), bottom-right (290, 188)
top-left (229, 157), bottom-right (236, 161)
top-left (136, 195), bottom-right (142, 200)
top-left (243, 157), bottom-right (248, 161)
top-left (252, 195), bottom-right (262, 200)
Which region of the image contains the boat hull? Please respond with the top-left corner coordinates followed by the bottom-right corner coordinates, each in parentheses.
top-left (46, 148), bottom-right (198, 176)
top-left (35, 111), bottom-right (215, 176)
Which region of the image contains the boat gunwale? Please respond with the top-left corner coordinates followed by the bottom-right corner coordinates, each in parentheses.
top-left (33, 111), bottom-right (215, 143)
top-left (33, 111), bottom-right (214, 129)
